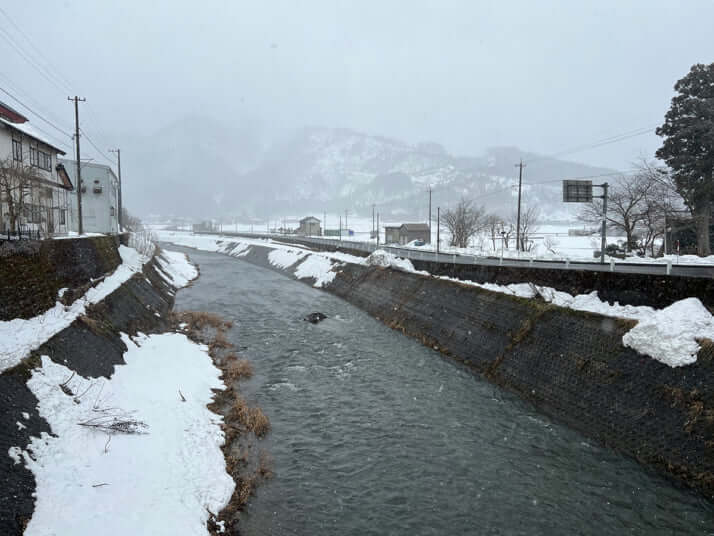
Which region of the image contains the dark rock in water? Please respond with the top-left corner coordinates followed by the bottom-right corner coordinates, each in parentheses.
top-left (304, 312), bottom-right (327, 324)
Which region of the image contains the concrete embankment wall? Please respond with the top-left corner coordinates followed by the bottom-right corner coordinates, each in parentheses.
top-left (231, 242), bottom-right (714, 499)
top-left (0, 235), bottom-right (129, 321)
top-left (0, 244), bottom-right (175, 534)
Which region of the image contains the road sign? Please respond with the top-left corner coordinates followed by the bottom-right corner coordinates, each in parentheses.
top-left (562, 180), bottom-right (593, 203)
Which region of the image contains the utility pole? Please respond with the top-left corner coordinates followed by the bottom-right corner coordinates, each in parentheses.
top-left (372, 204), bottom-right (375, 240)
top-left (428, 185), bottom-right (432, 243)
top-left (376, 212), bottom-right (380, 247)
top-left (68, 96), bottom-right (86, 235)
top-left (109, 148), bottom-right (122, 232)
top-left (437, 206), bottom-right (440, 254)
top-left (600, 183), bottom-right (609, 264)
top-left (323, 211), bottom-right (326, 236)
top-left (344, 209), bottom-right (349, 233)
top-left (515, 160), bottom-right (526, 252)
top-left (339, 215), bottom-right (342, 242)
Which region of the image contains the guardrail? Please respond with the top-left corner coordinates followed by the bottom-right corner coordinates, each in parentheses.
top-left (199, 231), bottom-right (713, 279)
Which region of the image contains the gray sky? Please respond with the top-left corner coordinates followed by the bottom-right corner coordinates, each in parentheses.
top-left (2, 0), bottom-right (712, 170)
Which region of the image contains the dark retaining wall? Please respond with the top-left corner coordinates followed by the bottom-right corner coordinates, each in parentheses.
top-left (0, 253), bottom-right (175, 535)
top-left (0, 235), bottom-right (129, 321)
top-left (229, 242), bottom-right (714, 500)
top-left (411, 260), bottom-right (714, 310)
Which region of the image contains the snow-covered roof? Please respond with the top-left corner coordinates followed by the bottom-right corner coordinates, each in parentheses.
top-left (300, 216), bottom-right (320, 223)
top-left (401, 223), bottom-right (430, 231)
top-left (0, 116), bottom-right (67, 155)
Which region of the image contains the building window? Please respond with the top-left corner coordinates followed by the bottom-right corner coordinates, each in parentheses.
top-left (30, 147), bottom-right (39, 167)
top-left (60, 209), bottom-right (66, 225)
top-left (39, 151), bottom-right (51, 171)
top-left (110, 206), bottom-right (115, 216)
top-left (12, 138), bottom-right (22, 161)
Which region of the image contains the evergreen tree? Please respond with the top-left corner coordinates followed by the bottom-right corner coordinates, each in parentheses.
top-left (656, 63), bottom-right (714, 256)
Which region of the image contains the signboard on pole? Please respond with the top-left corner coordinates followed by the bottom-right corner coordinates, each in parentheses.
top-left (562, 180), bottom-right (593, 203)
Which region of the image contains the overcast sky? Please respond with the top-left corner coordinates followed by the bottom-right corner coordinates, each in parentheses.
top-left (2, 0), bottom-right (712, 171)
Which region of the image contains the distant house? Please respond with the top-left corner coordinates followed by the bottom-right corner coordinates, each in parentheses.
top-left (384, 226), bottom-right (401, 244)
top-left (298, 216), bottom-right (321, 236)
top-left (385, 223), bottom-right (431, 245)
top-left (0, 101), bottom-right (72, 237)
top-left (192, 221), bottom-right (217, 233)
top-left (61, 160), bottom-right (119, 234)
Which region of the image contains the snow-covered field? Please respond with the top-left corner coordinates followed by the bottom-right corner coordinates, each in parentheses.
top-left (159, 230), bottom-right (714, 369)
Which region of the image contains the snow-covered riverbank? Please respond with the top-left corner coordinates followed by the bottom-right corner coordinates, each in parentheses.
top-left (158, 230), bottom-right (714, 368)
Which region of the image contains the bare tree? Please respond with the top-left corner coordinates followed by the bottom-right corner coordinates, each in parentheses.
top-left (510, 206), bottom-right (540, 252)
top-left (484, 213), bottom-right (503, 250)
top-left (579, 160), bottom-right (685, 256)
top-left (442, 198), bottom-right (485, 248)
top-left (578, 172), bottom-right (653, 251)
top-left (121, 207), bottom-right (143, 231)
top-left (0, 157), bottom-right (40, 234)
top-left (499, 220), bottom-right (514, 249)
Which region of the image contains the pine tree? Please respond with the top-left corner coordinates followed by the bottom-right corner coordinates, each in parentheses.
top-left (656, 63), bottom-right (714, 256)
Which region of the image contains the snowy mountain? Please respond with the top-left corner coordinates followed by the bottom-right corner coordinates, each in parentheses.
top-left (231, 126), bottom-right (614, 221)
top-left (124, 120), bottom-right (614, 221)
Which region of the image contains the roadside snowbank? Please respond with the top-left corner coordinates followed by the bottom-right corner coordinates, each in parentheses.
top-left (366, 249), bottom-right (424, 274)
top-left (622, 298), bottom-right (714, 367)
top-left (19, 332), bottom-right (234, 535)
top-left (0, 245), bottom-right (149, 374)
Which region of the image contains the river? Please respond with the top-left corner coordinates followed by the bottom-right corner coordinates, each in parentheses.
top-left (170, 245), bottom-right (714, 535)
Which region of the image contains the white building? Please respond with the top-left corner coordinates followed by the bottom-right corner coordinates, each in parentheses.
top-left (0, 101), bottom-right (73, 237)
top-left (61, 160), bottom-right (120, 234)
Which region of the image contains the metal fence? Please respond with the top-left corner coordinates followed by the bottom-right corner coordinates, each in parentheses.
top-left (201, 231), bottom-right (714, 279)
top-left (0, 228), bottom-right (42, 242)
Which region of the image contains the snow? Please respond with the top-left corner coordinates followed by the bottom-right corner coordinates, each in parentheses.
top-left (156, 249), bottom-right (199, 287)
top-left (0, 245), bottom-right (149, 374)
top-left (268, 248), bottom-right (306, 269)
top-left (622, 298), bottom-right (714, 367)
top-left (18, 333), bottom-right (234, 535)
top-left (366, 249), bottom-right (424, 273)
top-left (294, 254), bottom-right (341, 287)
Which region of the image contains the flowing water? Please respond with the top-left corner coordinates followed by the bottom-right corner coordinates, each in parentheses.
top-left (171, 246), bottom-right (714, 535)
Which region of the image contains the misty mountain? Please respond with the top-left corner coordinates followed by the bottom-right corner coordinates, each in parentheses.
top-left (125, 120), bottom-right (614, 222)
top-left (121, 116), bottom-right (263, 218)
top-left (227, 126), bottom-right (614, 221)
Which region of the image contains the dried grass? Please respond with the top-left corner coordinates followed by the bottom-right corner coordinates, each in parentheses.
top-left (224, 358), bottom-right (254, 381)
top-left (230, 397), bottom-right (271, 438)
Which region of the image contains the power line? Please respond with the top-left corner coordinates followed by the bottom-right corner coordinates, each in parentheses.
top-left (0, 86), bottom-right (73, 138)
top-left (80, 128), bottom-right (115, 166)
top-left (0, 7), bottom-right (75, 92)
top-left (0, 27), bottom-right (70, 96)
top-left (525, 125), bottom-right (658, 166)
